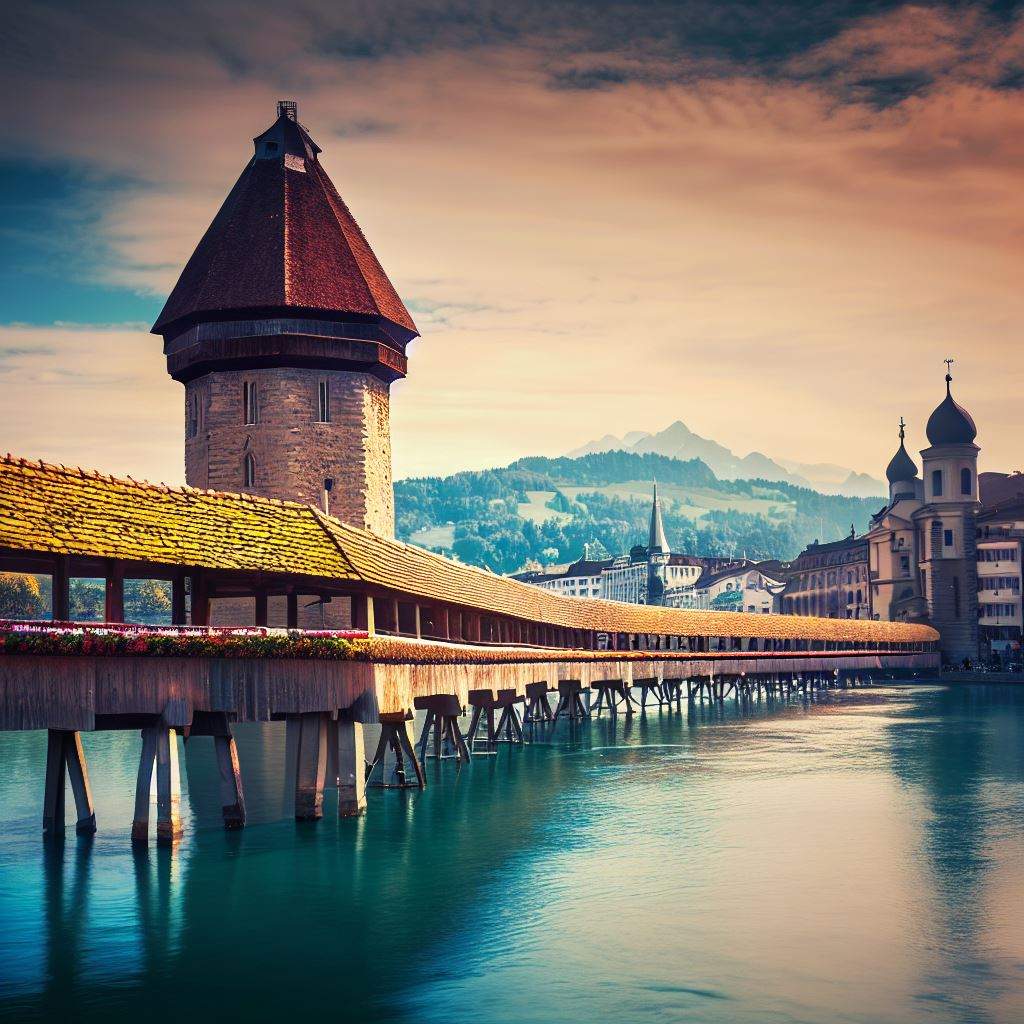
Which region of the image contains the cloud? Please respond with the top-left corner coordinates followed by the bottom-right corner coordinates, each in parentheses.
top-left (0, 1), bottom-right (1023, 484)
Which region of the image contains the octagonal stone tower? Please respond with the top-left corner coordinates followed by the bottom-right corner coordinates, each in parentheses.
top-left (152, 101), bottom-right (418, 536)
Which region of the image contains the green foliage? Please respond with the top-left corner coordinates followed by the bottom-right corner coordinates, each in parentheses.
top-left (711, 589), bottom-right (744, 609)
top-left (125, 579), bottom-right (172, 625)
top-left (395, 450), bottom-right (881, 574)
top-left (0, 574), bottom-right (48, 619)
top-left (69, 579), bottom-right (105, 622)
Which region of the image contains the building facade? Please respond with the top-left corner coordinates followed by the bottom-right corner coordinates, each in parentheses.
top-left (778, 535), bottom-right (872, 620)
top-left (864, 371), bottom-right (981, 664)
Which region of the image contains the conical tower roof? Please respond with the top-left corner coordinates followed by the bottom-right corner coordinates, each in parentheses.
top-left (648, 482), bottom-right (669, 554)
top-left (152, 101), bottom-right (417, 341)
top-left (886, 418), bottom-right (918, 484)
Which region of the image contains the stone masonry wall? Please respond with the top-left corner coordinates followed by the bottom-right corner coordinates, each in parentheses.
top-left (185, 367), bottom-right (394, 536)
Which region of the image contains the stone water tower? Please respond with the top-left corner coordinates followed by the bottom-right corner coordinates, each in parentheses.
top-left (152, 101), bottom-right (418, 537)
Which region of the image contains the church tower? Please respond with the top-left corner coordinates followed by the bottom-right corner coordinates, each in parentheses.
top-left (914, 365), bottom-right (980, 663)
top-left (647, 482), bottom-right (670, 605)
top-left (152, 101), bottom-right (418, 537)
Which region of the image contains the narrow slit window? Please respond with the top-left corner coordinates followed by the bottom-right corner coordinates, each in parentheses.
top-left (317, 380), bottom-right (330, 423)
top-left (961, 467), bottom-right (972, 496)
top-left (244, 453), bottom-right (256, 488)
top-left (931, 469), bottom-right (943, 497)
top-left (243, 381), bottom-right (259, 425)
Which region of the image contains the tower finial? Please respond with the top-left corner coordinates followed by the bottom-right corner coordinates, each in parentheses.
top-left (944, 357), bottom-right (954, 392)
top-left (898, 416), bottom-right (906, 443)
top-left (277, 99), bottom-right (298, 121)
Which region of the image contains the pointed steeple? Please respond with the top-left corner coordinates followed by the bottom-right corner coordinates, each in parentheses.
top-left (152, 100), bottom-right (418, 346)
top-left (648, 481), bottom-right (669, 554)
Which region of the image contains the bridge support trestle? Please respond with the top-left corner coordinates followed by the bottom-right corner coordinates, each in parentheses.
top-left (367, 716), bottom-right (426, 789)
top-left (43, 729), bottom-right (96, 838)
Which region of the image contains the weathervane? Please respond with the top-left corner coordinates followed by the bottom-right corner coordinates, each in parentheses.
top-left (944, 357), bottom-right (954, 381)
top-left (898, 416), bottom-right (906, 442)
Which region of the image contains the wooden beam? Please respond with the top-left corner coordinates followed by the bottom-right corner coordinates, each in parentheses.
top-left (63, 731), bottom-right (96, 835)
top-left (171, 572), bottom-right (187, 625)
top-left (105, 560), bottom-right (124, 623)
top-left (214, 723), bottom-right (245, 830)
top-left (155, 727), bottom-right (182, 846)
top-left (52, 556), bottom-right (70, 622)
top-left (42, 730), bottom-right (66, 837)
top-left (294, 712), bottom-right (327, 820)
top-left (132, 726), bottom-right (159, 844)
top-left (254, 590), bottom-right (269, 628)
top-left (190, 572), bottom-right (210, 626)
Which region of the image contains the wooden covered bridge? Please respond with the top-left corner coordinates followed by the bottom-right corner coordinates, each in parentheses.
top-left (0, 455), bottom-right (939, 844)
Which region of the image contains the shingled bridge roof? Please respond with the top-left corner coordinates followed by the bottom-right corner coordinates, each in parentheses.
top-left (0, 455), bottom-right (937, 645)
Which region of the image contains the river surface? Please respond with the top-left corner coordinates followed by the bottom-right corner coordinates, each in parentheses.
top-left (1, 684), bottom-right (1023, 1023)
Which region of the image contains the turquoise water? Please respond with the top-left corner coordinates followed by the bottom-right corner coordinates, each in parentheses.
top-left (1, 685), bottom-right (1023, 1023)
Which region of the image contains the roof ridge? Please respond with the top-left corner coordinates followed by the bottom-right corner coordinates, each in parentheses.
top-left (0, 452), bottom-right (319, 513)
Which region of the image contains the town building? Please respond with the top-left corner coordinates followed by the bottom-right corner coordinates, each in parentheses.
top-left (975, 500), bottom-right (1024, 658)
top-left (696, 561), bottom-right (788, 614)
top-left (777, 534), bottom-right (872, 620)
top-left (863, 369), bottom-right (981, 664)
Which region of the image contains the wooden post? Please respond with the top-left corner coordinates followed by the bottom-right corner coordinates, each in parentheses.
top-left (190, 572), bottom-right (210, 626)
top-left (42, 730), bottom-right (66, 837)
top-left (294, 712), bottom-right (327, 820)
top-left (105, 561), bottom-right (124, 623)
top-left (52, 556), bottom-right (70, 621)
top-left (286, 592), bottom-right (299, 630)
top-left (155, 728), bottom-right (182, 846)
top-left (413, 604), bottom-right (422, 639)
top-left (132, 727), bottom-right (159, 843)
top-left (214, 731), bottom-right (245, 829)
top-left (63, 732), bottom-right (96, 834)
top-left (171, 572), bottom-right (187, 625)
top-left (437, 606), bottom-right (450, 641)
top-left (337, 710), bottom-right (366, 817)
top-left (254, 590), bottom-right (269, 628)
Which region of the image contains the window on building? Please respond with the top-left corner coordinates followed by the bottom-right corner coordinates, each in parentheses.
top-left (317, 380), bottom-right (331, 423)
top-left (187, 393), bottom-right (199, 439)
top-left (944, 529), bottom-right (954, 548)
top-left (243, 453), bottom-right (256, 488)
top-left (932, 469), bottom-right (943, 497)
top-left (961, 467), bottom-right (972, 496)
top-left (243, 381), bottom-right (259, 425)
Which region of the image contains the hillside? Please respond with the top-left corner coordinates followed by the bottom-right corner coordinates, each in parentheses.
top-left (395, 451), bottom-right (881, 575)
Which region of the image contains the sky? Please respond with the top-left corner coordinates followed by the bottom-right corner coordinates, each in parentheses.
top-left (1, 0), bottom-right (1022, 484)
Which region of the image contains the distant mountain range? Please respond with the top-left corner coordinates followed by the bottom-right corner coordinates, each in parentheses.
top-left (566, 421), bottom-right (885, 498)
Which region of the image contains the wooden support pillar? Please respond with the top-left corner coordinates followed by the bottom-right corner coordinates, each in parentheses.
top-left (254, 590), bottom-right (269, 628)
top-left (132, 727), bottom-right (159, 843)
top-left (336, 710), bottom-right (367, 817)
top-left (105, 560), bottom-right (124, 623)
top-left (292, 712), bottom-right (328, 820)
top-left (171, 572), bottom-right (187, 625)
top-left (155, 727), bottom-right (182, 846)
top-left (52, 556), bottom-right (70, 622)
top-left (43, 730), bottom-right (96, 837)
top-left (214, 730), bottom-right (245, 829)
top-left (286, 592), bottom-right (299, 630)
top-left (414, 603), bottom-right (422, 639)
top-left (42, 731), bottom-right (66, 837)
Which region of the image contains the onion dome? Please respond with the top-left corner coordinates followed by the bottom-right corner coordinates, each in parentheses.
top-left (926, 371), bottom-right (977, 445)
top-left (886, 418), bottom-right (918, 483)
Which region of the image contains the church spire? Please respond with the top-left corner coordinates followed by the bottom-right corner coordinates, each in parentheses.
top-left (648, 481), bottom-right (669, 554)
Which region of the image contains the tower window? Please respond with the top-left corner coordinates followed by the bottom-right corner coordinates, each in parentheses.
top-left (931, 469), bottom-right (943, 497)
top-left (317, 380), bottom-right (330, 423)
top-left (186, 393), bottom-right (199, 439)
top-left (243, 381), bottom-right (259, 425)
top-left (244, 453), bottom-right (256, 488)
top-left (944, 529), bottom-right (954, 548)
top-left (961, 467), bottom-right (972, 496)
